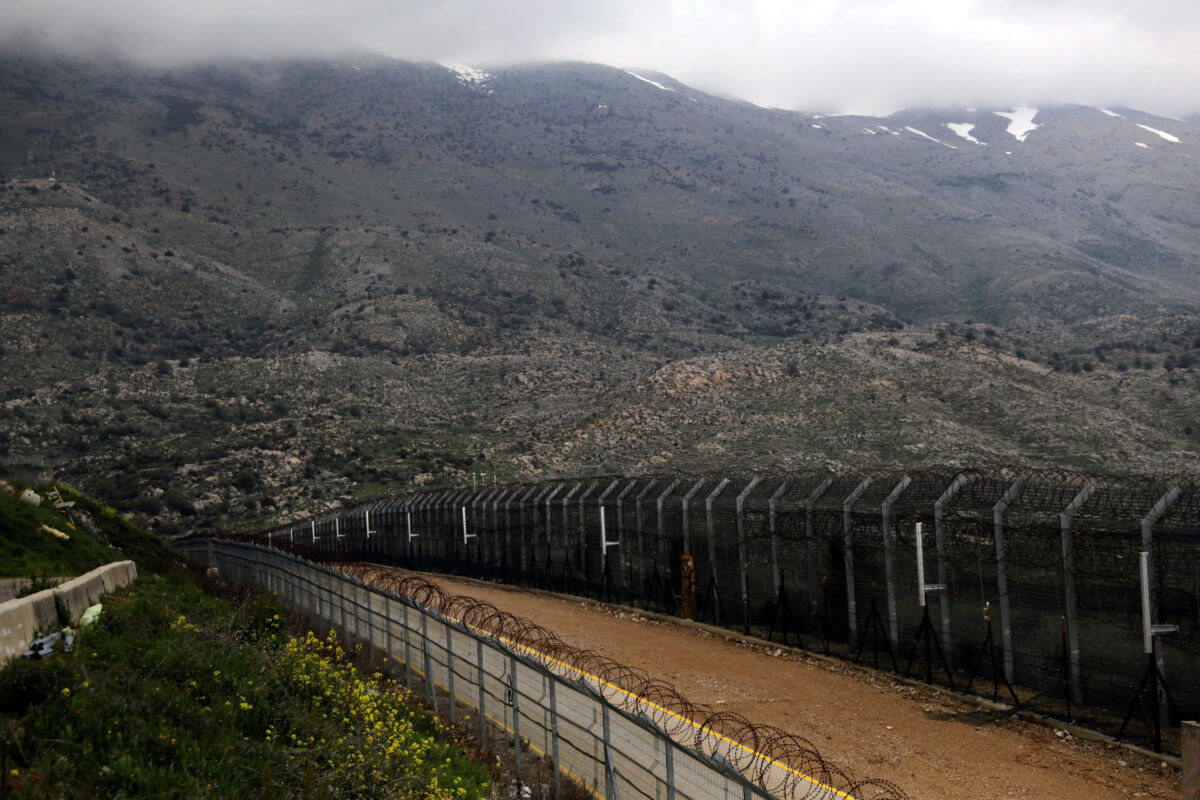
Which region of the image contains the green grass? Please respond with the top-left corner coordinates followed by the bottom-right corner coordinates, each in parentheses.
top-left (0, 572), bottom-right (491, 799)
top-left (0, 480), bottom-right (178, 579)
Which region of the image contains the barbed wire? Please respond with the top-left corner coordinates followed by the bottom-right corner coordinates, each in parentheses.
top-left (200, 534), bottom-right (909, 800)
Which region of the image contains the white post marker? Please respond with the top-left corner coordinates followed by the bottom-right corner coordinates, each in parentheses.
top-left (1142, 551), bottom-right (1177, 653)
top-left (600, 506), bottom-right (619, 554)
top-left (335, 517), bottom-right (342, 539)
top-left (407, 510), bottom-right (417, 543)
top-left (463, 506), bottom-right (476, 545)
top-left (915, 522), bottom-right (945, 606)
top-left (311, 519), bottom-right (316, 543)
top-left (365, 509), bottom-right (377, 539)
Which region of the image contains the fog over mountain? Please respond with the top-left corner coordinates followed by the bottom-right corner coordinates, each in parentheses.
top-left (2, 52), bottom-right (1199, 534)
top-left (2, 0), bottom-right (1200, 117)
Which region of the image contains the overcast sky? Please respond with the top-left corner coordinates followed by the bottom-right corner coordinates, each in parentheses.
top-left (3, 0), bottom-right (1199, 116)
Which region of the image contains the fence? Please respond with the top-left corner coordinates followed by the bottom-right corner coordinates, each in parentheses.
top-left (177, 539), bottom-right (906, 800)
top-left (253, 466), bottom-right (1200, 755)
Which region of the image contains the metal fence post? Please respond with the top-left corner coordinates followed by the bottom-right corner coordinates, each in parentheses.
top-left (509, 654), bottom-right (521, 776)
top-left (664, 731), bottom-right (676, 800)
top-left (843, 478), bottom-right (873, 646)
top-left (384, 592), bottom-right (394, 678)
top-left (541, 484), bottom-right (564, 571)
top-left (477, 639), bottom-right (487, 748)
top-left (768, 481), bottom-right (789, 599)
top-left (403, 602), bottom-right (412, 689)
top-left (634, 480), bottom-right (657, 561)
top-left (805, 478), bottom-right (832, 620)
top-left (736, 477), bottom-right (761, 633)
top-left (1060, 480), bottom-right (1097, 706)
top-left (1143, 485), bottom-right (1181, 728)
top-left (422, 611), bottom-right (436, 710)
top-left (933, 473), bottom-right (968, 668)
top-left (447, 623), bottom-right (457, 725)
top-left (578, 482), bottom-right (601, 586)
top-left (656, 480), bottom-right (681, 563)
top-left (549, 677), bottom-right (561, 799)
top-left (602, 703), bottom-right (617, 800)
top-left (616, 481), bottom-right (636, 552)
top-left (993, 475), bottom-right (1027, 684)
top-left (705, 478), bottom-right (731, 586)
top-left (880, 476), bottom-right (912, 652)
top-left (339, 572), bottom-right (348, 638)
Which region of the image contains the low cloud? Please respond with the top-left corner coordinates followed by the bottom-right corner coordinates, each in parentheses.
top-left (2, 0), bottom-right (1198, 116)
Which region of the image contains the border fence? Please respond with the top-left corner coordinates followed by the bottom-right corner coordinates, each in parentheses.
top-left (176, 539), bottom-right (907, 800)
top-left (249, 466), bottom-right (1200, 755)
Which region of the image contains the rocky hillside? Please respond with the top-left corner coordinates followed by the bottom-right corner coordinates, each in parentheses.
top-left (1, 53), bottom-right (1198, 532)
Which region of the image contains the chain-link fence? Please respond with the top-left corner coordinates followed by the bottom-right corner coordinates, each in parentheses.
top-left (176, 539), bottom-right (906, 800)
top-left (251, 467), bottom-right (1200, 755)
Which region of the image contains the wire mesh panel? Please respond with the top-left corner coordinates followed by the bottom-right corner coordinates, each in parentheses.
top-left (177, 540), bottom-right (895, 800)
top-left (237, 465), bottom-right (1200, 755)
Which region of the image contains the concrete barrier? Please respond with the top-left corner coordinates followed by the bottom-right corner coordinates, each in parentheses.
top-left (0, 561), bottom-right (137, 663)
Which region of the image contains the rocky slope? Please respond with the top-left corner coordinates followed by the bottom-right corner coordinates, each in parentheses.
top-left (1, 53), bottom-right (1198, 532)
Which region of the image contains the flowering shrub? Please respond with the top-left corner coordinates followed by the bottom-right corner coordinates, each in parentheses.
top-left (0, 573), bottom-right (489, 799)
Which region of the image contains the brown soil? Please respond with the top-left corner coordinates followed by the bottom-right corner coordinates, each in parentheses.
top-left (404, 572), bottom-right (1179, 800)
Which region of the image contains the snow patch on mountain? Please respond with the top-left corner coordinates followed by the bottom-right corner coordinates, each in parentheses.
top-left (905, 126), bottom-right (957, 149)
top-left (1136, 123), bottom-right (1180, 143)
top-left (994, 107), bottom-right (1040, 142)
top-left (945, 123), bottom-right (984, 145)
top-left (625, 71), bottom-right (675, 92)
top-left (1136, 142), bottom-right (1150, 149)
top-left (1098, 108), bottom-right (1123, 118)
top-left (443, 63), bottom-right (494, 88)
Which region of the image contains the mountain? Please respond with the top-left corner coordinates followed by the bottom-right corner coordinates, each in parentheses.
top-left (1, 53), bottom-right (1198, 532)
